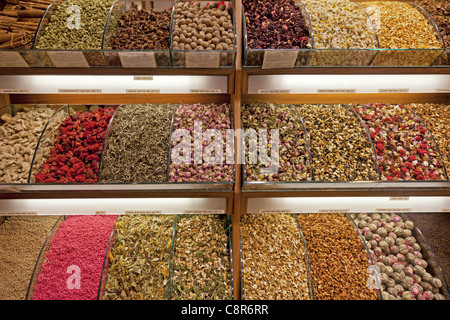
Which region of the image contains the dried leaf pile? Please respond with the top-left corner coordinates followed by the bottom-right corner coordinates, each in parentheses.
top-left (171, 215), bottom-right (232, 300)
top-left (240, 213), bottom-right (312, 300)
top-left (103, 215), bottom-right (175, 300)
top-left (296, 213), bottom-right (378, 300)
top-left (100, 104), bottom-right (175, 183)
top-left (0, 216), bottom-right (59, 300)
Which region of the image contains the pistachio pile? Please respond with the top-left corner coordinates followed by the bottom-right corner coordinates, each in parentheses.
top-left (170, 214), bottom-right (232, 300)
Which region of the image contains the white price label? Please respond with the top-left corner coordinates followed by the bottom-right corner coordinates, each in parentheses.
top-left (183, 210), bottom-right (225, 214)
top-left (47, 51), bottom-right (89, 68)
top-left (317, 89), bottom-right (356, 93)
top-left (124, 210), bottom-right (163, 214)
top-left (441, 208), bottom-right (450, 212)
top-left (58, 89), bottom-right (102, 93)
top-left (389, 196), bottom-right (410, 201)
top-left (436, 88), bottom-right (450, 93)
top-left (0, 89), bottom-right (30, 93)
top-left (185, 51), bottom-right (220, 68)
top-left (0, 51), bottom-right (29, 68)
top-left (318, 209), bottom-right (350, 213)
top-left (258, 89), bottom-right (291, 94)
top-left (262, 50), bottom-right (298, 69)
top-left (378, 88), bottom-right (409, 93)
top-left (126, 89), bottom-right (160, 93)
top-left (134, 76), bottom-right (154, 81)
top-left (95, 210), bottom-right (106, 215)
top-left (376, 208), bottom-right (412, 212)
top-left (0, 211), bottom-right (38, 216)
top-left (190, 89), bottom-right (222, 93)
top-left (259, 209), bottom-right (292, 214)
top-left (119, 52), bottom-right (157, 68)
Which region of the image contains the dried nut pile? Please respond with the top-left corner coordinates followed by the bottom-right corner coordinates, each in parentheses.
top-left (35, 0), bottom-right (115, 49)
top-left (352, 213), bottom-right (446, 300)
top-left (0, 216), bottom-right (59, 300)
top-left (296, 213), bottom-right (378, 300)
top-left (242, 103), bottom-right (312, 182)
top-left (413, 0), bottom-right (449, 48)
top-left (109, 8), bottom-right (171, 50)
top-left (34, 107), bottom-right (114, 183)
top-left (169, 103), bottom-right (234, 183)
top-left (100, 104), bottom-right (174, 183)
top-left (0, 107), bottom-right (55, 183)
top-left (240, 213), bottom-right (312, 300)
top-left (171, 215), bottom-right (232, 300)
top-left (172, 1), bottom-right (235, 51)
top-left (300, 0), bottom-right (377, 49)
top-left (296, 104), bottom-right (379, 181)
top-left (354, 103), bottom-right (447, 181)
top-left (361, 1), bottom-right (442, 49)
top-left (406, 104), bottom-right (449, 173)
top-left (103, 215), bottom-right (175, 300)
top-left (243, 0), bottom-right (311, 49)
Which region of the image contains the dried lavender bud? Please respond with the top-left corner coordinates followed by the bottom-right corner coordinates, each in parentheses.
top-left (100, 104), bottom-right (175, 183)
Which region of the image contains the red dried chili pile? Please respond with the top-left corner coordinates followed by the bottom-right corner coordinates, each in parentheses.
top-left (34, 107), bottom-right (114, 183)
top-left (32, 215), bottom-right (117, 300)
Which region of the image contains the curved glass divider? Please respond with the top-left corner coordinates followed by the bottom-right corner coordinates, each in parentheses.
top-left (400, 213), bottom-right (450, 300)
top-left (226, 214), bottom-right (235, 300)
top-left (165, 104), bottom-right (180, 183)
top-left (97, 105), bottom-right (123, 182)
top-left (25, 215), bottom-right (64, 300)
top-left (346, 213), bottom-right (382, 300)
top-left (242, 2), bottom-right (314, 68)
top-left (102, 0), bottom-right (173, 68)
top-left (32, 0), bottom-right (108, 67)
top-left (167, 214), bottom-right (178, 300)
top-left (291, 105), bottom-right (315, 181)
top-left (96, 217), bottom-right (118, 300)
top-left (293, 213), bottom-right (315, 300)
top-left (431, 48), bottom-right (449, 66)
top-left (345, 104), bottom-right (382, 181)
top-left (239, 232), bottom-right (245, 300)
top-left (170, 1), bottom-right (236, 68)
top-left (27, 105), bottom-right (69, 183)
top-left (404, 106), bottom-right (449, 180)
top-left (167, 103), bottom-right (235, 191)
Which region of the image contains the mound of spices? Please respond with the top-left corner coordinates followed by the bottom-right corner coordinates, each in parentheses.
top-left (413, 0), bottom-right (449, 48)
top-left (242, 103), bottom-right (312, 182)
top-left (352, 213), bottom-right (447, 300)
top-left (35, 0), bottom-right (115, 50)
top-left (0, 106), bottom-right (55, 183)
top-left (32, 215), bottom-right (117, 300)
top-left (354, 103), bottom-right (447, 181)
top-left (296, 213), bottom-right (378, 300)
top-left (103, 215), bottom-right (175, 300)
top-left (34, 107), bottom-right (114, 183)
top-left (240, 213), bottom-right (312, 300)
top-left (100, 104), bottom-right (174, 183)
top-left (0, 216), bottom-right (59, 300)
top-left (169, 103), bottom-right (233, 183)
top-left (170, 215), bottom-right (232, 300)
top-left (296, 104), bottom-right (379, 181)
top-left (243, 0), bottom-right (311, 49)
top-left (406, 103), bottom-right (449, 174)
top-left (109, 8), bottom-right (171, 50)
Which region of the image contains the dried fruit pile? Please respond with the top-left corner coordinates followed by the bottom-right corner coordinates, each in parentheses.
top-left (171, 215), bottom-right (232, 300)
top-left (0, 216), bottom-right (59, 300)
top-left (32, 215), bottom-right (117, 300)
top-left (296, 213), bottom-right (378, 300)
top-left (103, 215), bottom-right (174, 300)
top-left (169, 103), bottom-right (234, 183)
top-left (296, 104), bottom-right (379, 181)
top-left (354, 103), bottom-right (447, 181)
top-left (413, 0), bottom-right (449, 48)
top-left (0, 106), bottom-right (55, 183)
top-left (242, 103), bottom-right (312, 182)
top-left (352, 213), bottom-right (446, 300)
top-left (243, 0), bottom-right (311, 49)
top-left (99, 104), bottom-right (174, 183)
top-left (34, 107), bottom-right (114, 183)
top-left (240, 213), bottom-right (312, 300)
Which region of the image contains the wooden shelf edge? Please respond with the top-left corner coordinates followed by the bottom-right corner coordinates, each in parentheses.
top-left (242, 67), bottom-right (450, 75)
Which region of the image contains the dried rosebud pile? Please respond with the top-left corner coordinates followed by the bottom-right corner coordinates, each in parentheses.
top-left (352, 213), bottom-right (446, 300)
top-left (32, 215), bottom-right (118, 300)
top-left (354, 104), bottom-right (447, 181)
top-left (103, 215), bottom-right (175, 300)
top-left (110, 8), bottom-right (171, 50)
top-left (171, 215), bottom-right (232, 300)
top-left (100, 104), bottom-right (174, 183)
top-left (34, 107), bottom-right (114, 183)
top-left (406, 103), bottom-right (449, 175)
top-left (169, 103), bottom-right (234, 183)
top-left (242, 103), bottom-right (312, 182)
top-left (296, 104), bottom-right (379, 181)
top-left (296, 213), bottom-right (378, 300)
top-left (243, 0), bottom-right (311, 49)
top-left (240, 213), bottom-right (312, 300)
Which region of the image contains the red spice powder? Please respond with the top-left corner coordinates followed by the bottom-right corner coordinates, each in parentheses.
top-left (35, 107), bottom-right (114, 183)
top-left (32, 215), bottom-right (117, 300)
